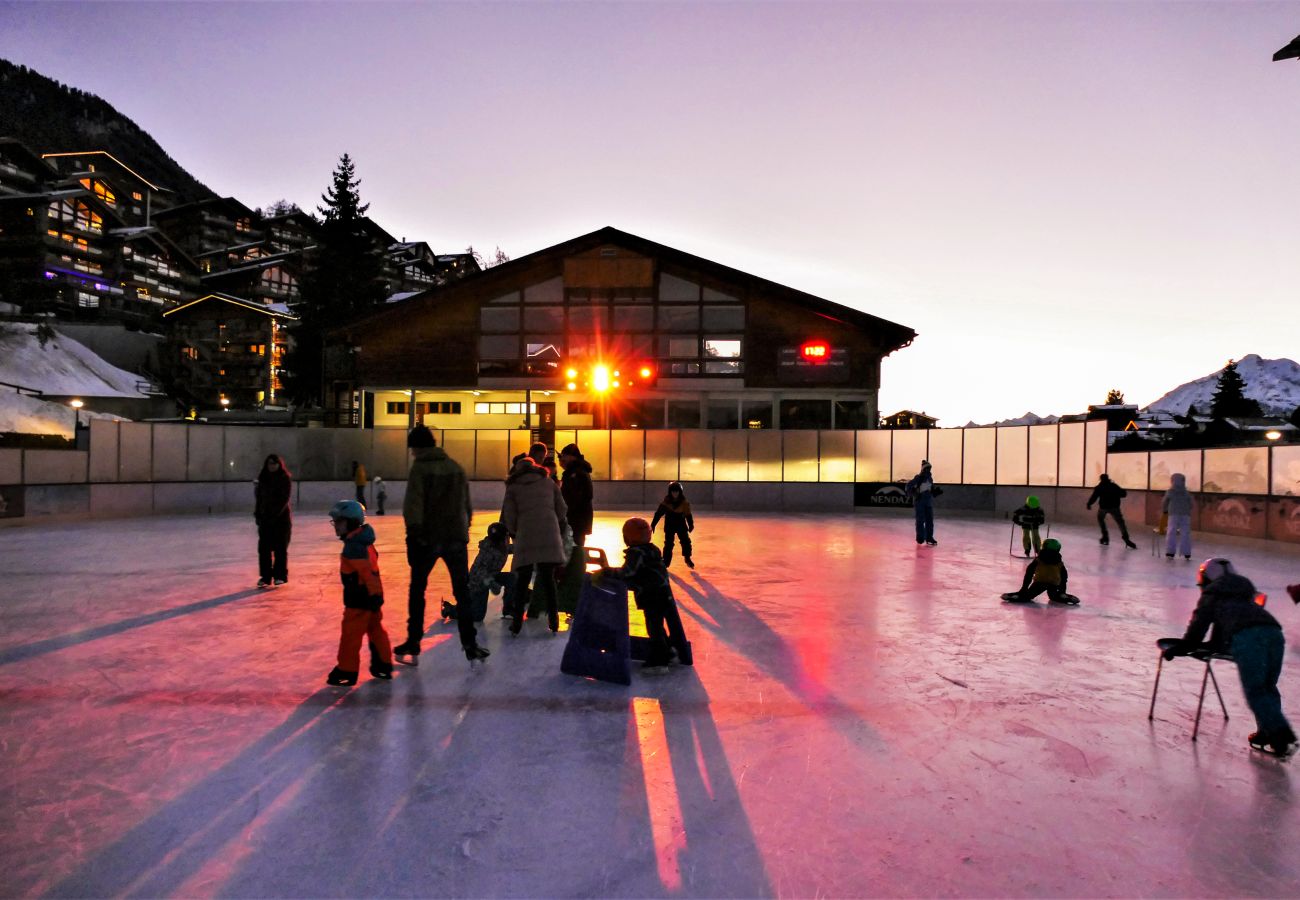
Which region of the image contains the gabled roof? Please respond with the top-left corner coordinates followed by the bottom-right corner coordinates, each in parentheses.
top-left (0, 138), bottom-right (60, 179)
top-left (152, 195), bottom-right (256, 221)
top-left (40, 150), bottom-right (170, 192)
top-left (163, 292), bottom-right (298, 320)
top-left (355, 226), bottom-right (916, 350)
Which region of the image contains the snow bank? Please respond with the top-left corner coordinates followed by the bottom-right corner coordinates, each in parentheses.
top-left (0, 323), bottom-right (146, 399)
top-left (0, 391), bottom-right (124, 437)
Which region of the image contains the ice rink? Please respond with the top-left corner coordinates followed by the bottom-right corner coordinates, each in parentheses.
top-left (2, 508), bottom-right (1299, 898)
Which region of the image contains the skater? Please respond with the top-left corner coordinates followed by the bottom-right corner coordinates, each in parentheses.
top-left (501, 444), bottom-right (567, 635)
top-left (254, 453), bottom-right (292, 588)
top-left (1161, 473), bottom-right (1193, 560)
top-left (1003, 538), bottom-right (1076, 604)
top-left (559, 443), bottom-right (594, 549)
top-left (1163, 559), bottom-right (1296, 757)
top-left (1012, 495), bottom-right (1046, 557)
top-left (609, 517), bottom-right (691, 670)
top-left (396, 425), bottom-right (486, 665)
top-left (443, 522), bottom-right (513, 624)
top-left (325, 499), bottom-right (394, 686)
top-left (351, 460), bottom-right (368, 506)
top-left (373, 475), bottom-right (387, 516)
top-left (651, 481), bottom-right (695, 568)
top-left (906, 460), bottom-right (939, 546)
top-left (1086, 473), bottom-right (1137, 548)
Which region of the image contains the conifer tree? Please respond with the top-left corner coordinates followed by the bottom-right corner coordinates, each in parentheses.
top-left (1209, 359), bottom-right (1262, 419)
top-left (1105, 389), bottom-right (1125, 405)
top-left (286, 153), bottom-right (388, 405)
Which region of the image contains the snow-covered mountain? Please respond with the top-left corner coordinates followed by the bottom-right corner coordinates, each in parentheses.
top-left (0, 322), bottom-right (146, 398)
top-left (963, 412), bottom-right (1061, 428)
top-left (1143, 355), bottom-right (1300, 416)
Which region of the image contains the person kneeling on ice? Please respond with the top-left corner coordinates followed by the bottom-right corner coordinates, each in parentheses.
top-left (326, 500), bottom-right (394, 687)
top-left (443, 522), bottom-right (514, 624)
top-left (1162, 558), bottom-right (1297, 757)
top-left (608, 517), bottom-right (692, 670)
top-left (1004, 538), bottom-right (1077, 604)
top-left (1012, 495), bottom-right (1046, 557)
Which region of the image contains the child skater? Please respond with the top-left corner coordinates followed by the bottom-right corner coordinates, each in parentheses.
top-left (326, 499), bottom-right (394, 686)
top-left (651, 481), bottom-right (695, 568)
top-left (1012, 495), bottom-right (1046, 557)
top-left (609, 517), bottom-right (692, 670)
top-left (443, 522), bottom-right (514, 624)
top-left (373, 475), bottom-right (387, 516)
top-left (1003, 538), bottom-right (1078, 604)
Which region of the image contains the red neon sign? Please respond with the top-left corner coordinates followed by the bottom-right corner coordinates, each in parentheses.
top-left (801, 340), bottom-right (830, 360)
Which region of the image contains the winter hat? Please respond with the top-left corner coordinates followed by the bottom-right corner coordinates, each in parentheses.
top-left (622, 517), bottom-right (652, 546)
top-left (1026, 495), bottom-right (1040, 508)
top-left (560, 443), bottom-right (582, 458)
top-left (486, 522), bottom-right (509, 544)
top-left (1042, 538), bottom-right (1061, 552)
top-left (1197, 558), bottom-right (1236, 587)
top-left (408, 424), bottom-right (436, 448)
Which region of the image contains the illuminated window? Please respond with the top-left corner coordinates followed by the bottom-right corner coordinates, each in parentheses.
top-left (259, 267), bottom-right (297, 295)
top-left (136, 287), bottom-right (150, 300)
top-left (80, 178), bottom-right (116, 205)
top-left (132, 191), bottom-right (143, 201)
top-left (235, 217), bottom-right (252, 232)
top-left (567, 401), bottom-right (594, 415)
top-left (181, 346), bottom-right (199, 360)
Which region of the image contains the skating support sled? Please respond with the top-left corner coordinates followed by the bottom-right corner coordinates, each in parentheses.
top-left (1008, 522), bottom-right (1050, 557)
top-left (1149, 638), bottom-right (1232, 741)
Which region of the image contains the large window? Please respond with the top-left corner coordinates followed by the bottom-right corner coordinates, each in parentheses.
top-left (667, 400), bottom-right (701, 428)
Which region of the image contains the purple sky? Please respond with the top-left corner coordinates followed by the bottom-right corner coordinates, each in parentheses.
top-left (3, 1), bottom-right (1296, 424)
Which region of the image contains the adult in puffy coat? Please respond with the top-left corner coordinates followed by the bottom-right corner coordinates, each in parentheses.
top-left (254, 453), bottom-right (292, 587)
top-left (1162, 473), bottom-right (1194, 559)
top-left (559, 443), bottom-right (593, 548)
top-left (501, 444), bottom-right (568, 634)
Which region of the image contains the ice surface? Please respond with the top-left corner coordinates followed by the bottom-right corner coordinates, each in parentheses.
top-left (1, 511), bottom-right (1298, 897)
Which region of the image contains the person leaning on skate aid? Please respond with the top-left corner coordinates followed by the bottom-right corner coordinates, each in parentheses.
top-left (1011, 494), bottom-right (1046, 557)
top-left (1002, 538), bottom-right (1079, 604)
top-left (602, 517), bottom-right (692, 670)
top-left (1161, 558), bottom-right (1296, 757)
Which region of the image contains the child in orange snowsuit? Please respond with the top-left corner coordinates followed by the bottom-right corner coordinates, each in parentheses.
top-left (327, 499), bottom-right (394, 686)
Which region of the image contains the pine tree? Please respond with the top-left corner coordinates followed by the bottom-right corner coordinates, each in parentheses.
top-left (1105, 389), bottom-right (1125, 405)
top-left (1209, 359), bottom-right (1263, 419)
top-left (285, 154), bottom-right (388, 405)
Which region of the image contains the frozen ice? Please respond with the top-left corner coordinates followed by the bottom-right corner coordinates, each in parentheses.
top-left (1, 510), bottom-right (1298, 897)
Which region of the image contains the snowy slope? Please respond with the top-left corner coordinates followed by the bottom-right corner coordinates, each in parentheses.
top-left (0, 323), bottom-right (146, 398)
top-left (0, 391), bottom-right (124, 437)
top-left (1144, 355), bottom-right (1300, 415)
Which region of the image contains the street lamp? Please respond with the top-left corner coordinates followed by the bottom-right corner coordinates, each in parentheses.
top-left (69, 399), bottom-right (83, 436)
top-left (220, 397), bottom-right (230, 412)
top-left (1265, 430), bottom-right (1282, 441)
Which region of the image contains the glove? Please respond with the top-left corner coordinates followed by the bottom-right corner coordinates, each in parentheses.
top-left (688, 524), bottom-right (694, 533)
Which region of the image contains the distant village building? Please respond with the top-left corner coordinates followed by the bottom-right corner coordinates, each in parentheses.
top-left (881, 410), bottom-right (938, 429)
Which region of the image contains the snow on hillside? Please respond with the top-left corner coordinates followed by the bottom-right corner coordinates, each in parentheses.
top-left (964, 412), bottom-right (1061, 428)
top-left (1144, 355), bottom-right (1300, 416)
top-left (0, 391), bottom-right (123, 437)
top-left (0, 322), bottom-right (147, 398)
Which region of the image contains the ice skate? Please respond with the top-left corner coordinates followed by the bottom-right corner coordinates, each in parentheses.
top-left (509, 616), bottom-right (523, 636)
top-left (1124, 538), bottom-right (1138, 550)
top-left (685, 557), bottom-right (695, 569)
top-left (925, 539), bottom-right (938, 546)
top-left (1001, 591), bottom-right (1033, 604)
top-left (1049, 593), bottom-right (1081, 606)
top-left (326, 667), bottom-right (358, 686)
top-left (1248, 730), bottom-right (1296, 758)
top-left (464, 644), bottom-right (490, 663)
top-left (1099, 536), bottom-right (1109, 545)
top-left (441, 599), bottom-right (455, 620)
top-left (273, 578), bottom-right (287, 587)
top-left (369, 660), bottom-right (393, 680)
top-left (392, 641), bottom-right (420, 666)
top-left (257, 578), bottom-right (271, 589)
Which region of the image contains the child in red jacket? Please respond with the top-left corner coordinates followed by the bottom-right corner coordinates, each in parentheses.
top-left (326, 500), bottom-right (394, 687)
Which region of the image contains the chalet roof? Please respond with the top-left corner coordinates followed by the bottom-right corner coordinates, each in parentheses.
top-left (0, 138), bottom-right (60, 178)
top-left (195, 240), bottom-right (266, 258)
top-left (885, 410), bottom-right (936, 419)
top-left (163, 292), bottom-right (298, 320)
top-left (39, 150), bottom-right (169, 192)
top-left (202, 254), bottom-right (298, 278)
top-left (351, 226), bottom-right (916, 351)
top-left (153, 195), bottom-right (255, 220)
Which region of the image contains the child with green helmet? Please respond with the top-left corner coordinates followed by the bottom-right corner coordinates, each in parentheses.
top-left (1003, 537), bottom-right (1079, 605)
top-left (1011, 495), bottom-right (1047, 557)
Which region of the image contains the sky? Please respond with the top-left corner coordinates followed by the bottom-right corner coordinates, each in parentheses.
top-left (1, 1), bottom-right (1296, 424)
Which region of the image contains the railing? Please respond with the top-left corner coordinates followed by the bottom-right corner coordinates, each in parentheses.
top-left (0, 379), bottom-right (43, 397)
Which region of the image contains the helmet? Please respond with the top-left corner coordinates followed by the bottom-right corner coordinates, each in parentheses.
top-left (486, 522), bottom-right (509, 543)
top-left (622, 517), bottom-right (652, 546)
top-left (1026, 495), bottom-right (1040, 509)
top-left (1197, 558), bottom-right (1236, 587)
top-left (328, 499), bottom-right (366, 524)
top-left (1042, 538), bottom-right (1061, 552)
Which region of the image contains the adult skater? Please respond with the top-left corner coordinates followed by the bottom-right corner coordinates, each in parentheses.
top-left (906, 460), bottom-right (939, 546)
top-left (254, 453), bottom-right (292, 588)
top-left (1164, 559), bottom-right (1296, 756)
top-left (394, 425), bottom-right (486, 665)
top-left (1086, 473), bottom-right (1137, 549)
top-left (1161, 473), bottom-right (1193, 560)
top-left (351, 460), bottom-right (368, 506)
top-left (501, 443), bottom-right (567, 635)
top-left (559, 443), bottom-right (593, 548)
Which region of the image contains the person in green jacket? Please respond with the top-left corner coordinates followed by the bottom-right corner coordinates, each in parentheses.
top-left (394, 425), bottom-right (487, 664)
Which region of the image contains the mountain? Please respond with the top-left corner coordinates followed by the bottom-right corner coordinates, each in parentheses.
top-left (0, 58), bottom-right (216, 203)
top-left (963, 412), bottom-right (1061, 428)
top-left (1143, 355), bottom-right (1300, 416)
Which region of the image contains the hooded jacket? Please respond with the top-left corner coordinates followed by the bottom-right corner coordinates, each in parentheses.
top-left (403, 447), bottom-right (472, 544)
top-left (1181, 572), bottom-right (1279, 652)
top-left (254, 466), bottom-right (293, 529)
top-left (1087, 475), bottom-right (1127, 510)
top-left (651, 484), bottom-right (694, 533)
top-left (1162, 473), bottom-right (1194, 517)
top-left (339, 524), bottom-right (383, 610)
top-left (560, 456), bottom-right (594, 536)
top-left (613, 542), bottom-right (674, 611)
top-left (501, 458), bottom-right (568, 569)
top-left (1012, 504), bottom-right (1046, 529)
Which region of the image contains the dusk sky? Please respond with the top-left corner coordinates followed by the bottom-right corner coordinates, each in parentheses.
top-left (2, 1), bottom-right (1295, 424)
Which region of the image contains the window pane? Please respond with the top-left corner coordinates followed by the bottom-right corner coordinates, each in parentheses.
top-left (658, 306), bottom-right (698, 331)
top-left (666, 337), bottom-right (697, 358)
top-left (669, 362), bottom-right (701, 375)
top-left (613, 306), bottom-right (653, 331)
top-left (666, 401), bottom-right (700, 428)
top-left (524, 277), bottom-right (563, 304)
top-left (834, 400), bottom-right (872, 429)
top-left (704, 339), bottom-right (741, 358)
top-left (780, 399), bottom-right (831, 429)
top-left (741, 400), bottom-right (772, 429)
top-left (523, 306), bottom-right (564, 330)
top-left (702, 306), bottom-right (745, 330)
top-left (702, 286), bottom-right (739, 303)
top-left (708, 401), bottom-right (739, 429)
top-left (480, 307), bottom-right (519, 332)
top-left (479, 335), bottom-right (518, 359)
top-left (704, 360), bottom-right (742, 375)
top-left (488, 291), bottom-right (519, 305)
top-left (659, 273), bottom-right (699, 303)
top-left (568, 305), bottom-right (607, 330)
top-left (610, 400), bottom-right (659, 430)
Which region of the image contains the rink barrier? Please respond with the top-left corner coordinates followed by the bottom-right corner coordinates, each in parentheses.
top-left (1, 422), bottom-right (1297, 543)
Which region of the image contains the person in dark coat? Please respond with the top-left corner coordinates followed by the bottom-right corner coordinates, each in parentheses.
top-left (254, 453), bottom-right (292, 587)
top-left (651, 481), bottom-right (695, 568)
top-left (1012, 495), bottom-right (1046, 557)
top-left (1004, 538), bottom-right (1075, 604)
top-left (1165, 558), bottom-right (1296, 756)
top-left (559, 443), bottom-right (594, 548)
top-left (905, 460), bottom-right (939, 546)
top-left (1086, 473), bottom-right (1137, 548)
top-left (608, 517), bottom-right (691, 669)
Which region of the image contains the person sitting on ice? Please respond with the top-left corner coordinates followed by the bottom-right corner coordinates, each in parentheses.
top-left (1003, 538), bottom-right (1077, 604)
top-left (1012, 495), bottom-right (1047, 557)
top-left (1163, 558), bottom-right (1296, 757)
top-left (605, 517), bottom-right (692, 670)
top-left (443, 522), bottom-right (513, 623)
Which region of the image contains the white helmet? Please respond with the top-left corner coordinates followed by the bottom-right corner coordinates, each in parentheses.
top-left (1197, 557), bottom-right (1236, 587)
